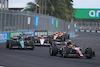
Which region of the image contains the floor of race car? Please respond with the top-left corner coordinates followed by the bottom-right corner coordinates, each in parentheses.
top-left (35, 43), bottom-right (51, 46)
top-left (0, 32), bottom-right (100, 67)
top-left (35, 42), bottom-right (65, 46)
top-left (10, 46), bottom-right (33, 49)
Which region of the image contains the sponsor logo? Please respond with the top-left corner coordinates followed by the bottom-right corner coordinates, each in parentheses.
top-left (0, 33), bottom-right (7, 40)
top-left (89, 10), bottom-right (100, 17)
top-left (35, 16), bottom-right (39, 26)
top-left (97, 31), bottom-right (100, 33)
top-left (10, 32), bottom-right (22, 37)
top-left (91, 30), bottom-right (96, 32)
top-left (86, 30), bottom-right (90, 32)
top-left (24, 31), bottom-right (34, 36)
top-left (80, 30), bottom-right (85, 32)
top-left (35, 32), bottom-right (47, 36)
top-left (51, 18), bottom-right (54, 24)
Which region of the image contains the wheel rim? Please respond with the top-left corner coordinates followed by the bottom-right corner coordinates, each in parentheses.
top-left (9, 43), bottom-right (12, 49)
top-left (62, 51), bottom-right (65, 57)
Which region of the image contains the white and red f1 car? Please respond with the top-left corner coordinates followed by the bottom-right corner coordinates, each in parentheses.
top-left (35, 35), bottom-right (52, 46)
top-left (49, 42), bottom-right (95, 59)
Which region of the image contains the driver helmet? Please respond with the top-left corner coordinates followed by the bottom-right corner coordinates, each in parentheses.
top-left (68, 40), bottom-right (72, 42)
top-left (41, 34), bottom-right (43, 36)
top-left (23, 32), bottom-right (25, 35)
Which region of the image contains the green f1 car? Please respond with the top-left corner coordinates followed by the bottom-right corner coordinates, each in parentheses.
top-left (6, 34), bottom-right (35, 50)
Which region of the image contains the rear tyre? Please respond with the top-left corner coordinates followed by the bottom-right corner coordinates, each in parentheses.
top-left (92, 51), bottom-right (95, 57)
top-left (49, 46), bottom-right (58, 56)
top-left (67, 34), bottom-right (70, 39)
top-left (6, 40), bottom-right (10, 48)
top-left (62, 36), bottom-right (66, 41)
top-left (49, 39), bottom-right (52, 45)
top-left (85, 48), bottom-right (93, 59)
top-left (30, 41), bottom-right (35, 50)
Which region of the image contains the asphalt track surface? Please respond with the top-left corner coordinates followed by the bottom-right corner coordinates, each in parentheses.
top-left (0, 32), bottom-right (100, 67)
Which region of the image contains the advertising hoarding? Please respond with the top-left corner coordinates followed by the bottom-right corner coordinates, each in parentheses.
top-left (75, 9), bottom-right (100, 19)
top-left (0, 32), bottom-right (9, 41)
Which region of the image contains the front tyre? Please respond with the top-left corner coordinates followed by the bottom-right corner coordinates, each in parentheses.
top-left (85, 48), bottom-right (93, 59)
top-left (49, 46), bottom-right (58, 56)
top-left (9, 40), bottom-right (14, 49)
top-left (62, 47), bottom-right (70, 58)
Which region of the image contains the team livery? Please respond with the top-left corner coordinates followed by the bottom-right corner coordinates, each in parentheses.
top-left (6, 33), bottom-right (35, 50)
top-left (49, 40), bottom-right (95, 59)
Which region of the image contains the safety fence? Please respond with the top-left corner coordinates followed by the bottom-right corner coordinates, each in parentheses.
top-left (75, 22), bottom-right (100, 33)
top-left (0, 9), bottom-right (71, 32)
top-left (0, 9), bottom-right (77, 42)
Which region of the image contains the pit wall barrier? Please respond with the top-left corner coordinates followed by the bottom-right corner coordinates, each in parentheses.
top-left (75, 29), bottom-right (100, 33)
top-left (0, 30), bottom-right (75, 42)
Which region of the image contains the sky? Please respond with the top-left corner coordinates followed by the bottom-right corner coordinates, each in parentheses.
top-left (9, 0), bottom-right (34, 8)
top-left (9, 0), bottom-right (100, 8)
top-left (73, 0), bottom-right (100, 8)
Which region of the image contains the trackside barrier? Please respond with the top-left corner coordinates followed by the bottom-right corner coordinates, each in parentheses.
top-left (0, 30), bottom-right (76, 42)
top-left (47, 31), bottom-right (53, 35)
top-left (35, 30), bottom-right (47, 36)
top-left (9, 31), bottom-right (23, 40)
top-left (68, 32), bottom-right (77, 37)
top-left (0, 30), bottom-right (35, 42)
top-left (47, 30), bottom-right (76, 38)
top-left (0, 10), bottom-right (70, 32)
top-left (75, 29), bottom-right (100, 33)
top-left (9, 30), bottom-right (35, 40)
top-left (75, 29), bottom-right (79, 32)
top-left (23, 30), bottom-right (35, 36)
top-left (97, 31), bottom-right (100, 33)
top-left (0, 32), bottom-right (9, 42)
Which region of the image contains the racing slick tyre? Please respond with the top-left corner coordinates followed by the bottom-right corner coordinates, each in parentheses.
top-left (49, 39), bottom-right (52, 45)
top-left (6, 40), bottom-right (10, 48)
top-left (9, 40), bottom-right (14, 49)
top-left (85, 48), bottom-right (93, 59)
top-left (49, 46), bottom-right (58, 56)
top-left (92, 51), bottom-right (95, 57)
top-left (62, 47), bottom-right (70, 58)
top-left (66, 34), bottom-right (70, 39)
top-left (61, 36), bottom-right (66, 41)
top-left (30, 41), bottom-right (35, 50)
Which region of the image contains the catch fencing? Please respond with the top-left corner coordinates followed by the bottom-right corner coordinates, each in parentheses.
top-left (75, 22), bottom-right (100, 33)
top-left (0, 9), bottom-right (71, 32)
top-left (0, 10), bottom-right (99, 34)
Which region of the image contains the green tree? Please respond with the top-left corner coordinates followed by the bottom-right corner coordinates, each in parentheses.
top-left (46, 0), bottom-right (75, 21)
top-left (26, 0), bottom-right (75, 21)
top-left (24, 2), bottom-right (36, 12)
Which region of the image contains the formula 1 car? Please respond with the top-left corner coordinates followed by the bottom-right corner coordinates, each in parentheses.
top-left (6, 34), bottom-right (35, 50)
top-left (49, 42), bottom-right (95, 59)
top-left (35, 35), bottom-right (51, 46)
top-left (47, 32), bottom-right (70, 45)
top-left (52, 32), bottom-right (70, 42)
